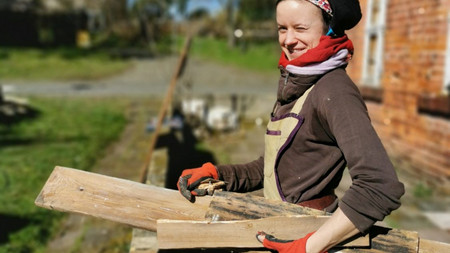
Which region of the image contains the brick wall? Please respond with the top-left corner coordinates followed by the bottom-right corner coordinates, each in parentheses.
top-left (347, 0), bottom-right (450, 193)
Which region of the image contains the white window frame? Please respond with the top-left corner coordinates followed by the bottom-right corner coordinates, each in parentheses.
top-left (361, 0), bottom-right (388, 87)
top-left (444, 12), bottom-right (450, 94)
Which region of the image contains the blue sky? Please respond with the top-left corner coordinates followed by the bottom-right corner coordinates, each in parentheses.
top-left (186, 0), bottom-right (223, 15)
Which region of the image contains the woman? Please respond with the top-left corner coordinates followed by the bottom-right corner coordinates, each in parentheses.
top-left (178, 0), bottom-right (405, 252)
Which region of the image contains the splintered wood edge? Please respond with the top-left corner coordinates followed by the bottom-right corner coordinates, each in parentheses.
top-left (156, 216), bottom-right (369, 249)
top-left (34, 166), bottom-right (212, 231)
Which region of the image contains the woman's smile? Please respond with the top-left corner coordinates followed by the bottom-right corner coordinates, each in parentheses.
top-left (286, 46), bottom-right (308, 59)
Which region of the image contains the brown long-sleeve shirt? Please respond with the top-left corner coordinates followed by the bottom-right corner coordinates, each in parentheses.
top-left (217, 67), bottom-right (405, 233)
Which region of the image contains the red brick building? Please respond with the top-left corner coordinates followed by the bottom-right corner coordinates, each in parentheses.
top-left (346, 0), bottom-right (450, 193)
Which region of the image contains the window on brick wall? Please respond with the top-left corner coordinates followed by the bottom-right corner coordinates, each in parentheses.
top-left (417, 12), bottom-right (450, 118)
top-left (361, 0), bottom-right (387, 87)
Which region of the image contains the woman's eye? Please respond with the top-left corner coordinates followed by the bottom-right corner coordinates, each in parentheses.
top-left (278, 27), bottom-right (287, 32)
top-left (295, 27), bottom-right (306, 31)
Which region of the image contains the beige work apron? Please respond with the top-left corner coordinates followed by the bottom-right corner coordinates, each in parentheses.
top-left (264, 87), bottom-right (313, 201)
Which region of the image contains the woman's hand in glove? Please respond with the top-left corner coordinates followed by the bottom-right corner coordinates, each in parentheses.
top-left (177, 162), bottom-right (219, 201)
top-left (256, 231), bottom-right (325, 253)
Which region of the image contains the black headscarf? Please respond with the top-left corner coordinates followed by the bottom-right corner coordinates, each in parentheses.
top-left (328, 0), bottom-right (362, 36)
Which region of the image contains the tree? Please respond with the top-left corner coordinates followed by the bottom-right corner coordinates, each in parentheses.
top-left (235, 0), bottom-right (277, 43)
top-left (128, 0), bottom-right (194, 47)
top-left (214, 0), bottom-right (239, 47)
top-left (129, 0), bottom-right (169, 48)
top-left (103, 0), bottom-right (128, 25)
top-left (188, 8), bottom-right (209, 20)
top-left (238, 0), bottom-right (276, 22)
top-left (171, 0), bottom-right (189, 19)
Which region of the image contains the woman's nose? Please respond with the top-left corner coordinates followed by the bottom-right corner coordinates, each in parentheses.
top-left (284, 29), bottom-right (297, 46)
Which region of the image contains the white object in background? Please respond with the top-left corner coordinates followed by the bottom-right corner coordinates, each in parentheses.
top-left (182, 99), bottom-right (206, 120)
top-left (424, 212), bottom-right (450, 231)
top-left (206, 106), bottom-right (238, 131)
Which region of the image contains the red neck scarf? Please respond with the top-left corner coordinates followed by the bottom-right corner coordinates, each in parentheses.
top-left (279, 35), bottom-right (354, 68)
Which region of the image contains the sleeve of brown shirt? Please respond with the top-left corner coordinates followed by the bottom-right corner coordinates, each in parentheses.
top-left (316, 70), bottom-right (405, 233)
top-left (216, 156), bottom-right (265, 192)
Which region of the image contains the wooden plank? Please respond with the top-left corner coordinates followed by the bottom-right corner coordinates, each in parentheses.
top-left (157, 216), bottom-right (369, 249)
top-left (368, 227), bottom-right (419, 253)
top-left (157, 219), bottom-right (420, 252)
top-left (35, 166), bottom-right (212, 231)
top-left (338, 226), bottom-right (419, 253)
top-left (206, 192), bottom-right (420, 252)
top-left (205, 191), bottom-right (327, 221)
top-left (419, 238), bottom-right (450, 253)
top-left (35, 166), bottom-right (324, 231)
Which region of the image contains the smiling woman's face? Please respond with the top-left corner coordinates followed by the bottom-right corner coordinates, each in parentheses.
top-left (277, 0), bottom-right (326, 60)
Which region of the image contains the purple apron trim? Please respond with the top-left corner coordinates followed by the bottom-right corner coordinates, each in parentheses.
top-left (270, 114), bottom-right (305, 201)
top-left (266, 130), bottom-right (281, 135)
top-left (271, 112), bottom-right (301, 122)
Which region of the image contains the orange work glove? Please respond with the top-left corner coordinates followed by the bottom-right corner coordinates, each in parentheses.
top-left (257, 231), bottom-right (325, 253)
top-left (177, 162), bottom-right (219, 201)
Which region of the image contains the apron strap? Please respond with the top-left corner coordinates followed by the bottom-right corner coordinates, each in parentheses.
top-left (264, 86), bottom-right (314, 201)
top-left (291, 86), bottom-right (313, 114)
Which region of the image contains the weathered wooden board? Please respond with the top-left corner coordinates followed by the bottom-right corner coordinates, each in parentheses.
top-left (419, 238), bottom-right (450, 253)
top-left (205, 193), bottom-right (424, 252)
top-left (35, 166), bottom-right (329, 232)
top-left (337, 226), bottom-right (419, 253)
top-left (157, 216), bottom-right (368, 249)
top-left (35, 166), bottom-right (212, 231)
top-left (205, 191), bottom-right (327, 221)
top-left (157, 218), bottom-right (422, 252)
top-left (369, 226), bottom-right (419, 253)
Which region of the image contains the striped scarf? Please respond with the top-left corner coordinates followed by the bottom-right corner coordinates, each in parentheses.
top-left (279, 35), bottom-right (354, 75)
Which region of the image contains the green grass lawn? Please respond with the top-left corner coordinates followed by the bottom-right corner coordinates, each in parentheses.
top-left (0, 97), bottom-right (128, 253)
top-left (0, 48), bottom-right (133, 81)
top-left (189, 36), bottom-right (281, 75)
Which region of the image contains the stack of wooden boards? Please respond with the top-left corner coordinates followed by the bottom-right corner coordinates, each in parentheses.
top-left (35, 166), bottom-right (450, 252)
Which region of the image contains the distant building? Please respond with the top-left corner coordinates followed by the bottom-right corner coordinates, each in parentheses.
top-left (0, 0), bottom-right (105, 47)
top-left (347, 0), bottom-right (450, 192)
top-left (0, 0), bottom-right (39, 46)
